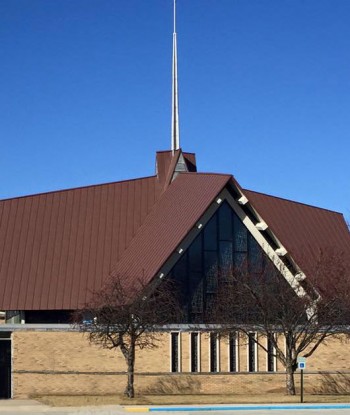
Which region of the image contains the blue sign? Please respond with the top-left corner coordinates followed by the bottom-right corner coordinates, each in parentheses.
top-left (298, 362), bottom-right (306, 370)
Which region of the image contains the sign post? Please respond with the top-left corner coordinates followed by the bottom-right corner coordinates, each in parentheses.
top-left (297, 357), bottom-right (306, 403)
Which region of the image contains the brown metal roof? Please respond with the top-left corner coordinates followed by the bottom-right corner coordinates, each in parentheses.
top-left (0, 176), bottom-right (161, 310)
top-left (156, 150), bottom-right (197, 192)
top-left (0, 149), bottom-right (349, 311)
top-left (244, 189), bottom-right (350, 279)
top-left (155, 150), bottom-right (176, 191)
top-left (110, 173), bottom-right (231, 289)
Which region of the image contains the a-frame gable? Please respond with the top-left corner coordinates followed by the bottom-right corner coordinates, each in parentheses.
top-left (167, 200), bottom-right (273, 322)
top-left (157, 183), bottom-right (314, 322)
top-left (108, 173), bottom-right (231, 294)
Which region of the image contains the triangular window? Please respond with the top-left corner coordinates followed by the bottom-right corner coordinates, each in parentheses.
top-left (167, 201), bottom-right (273, 323)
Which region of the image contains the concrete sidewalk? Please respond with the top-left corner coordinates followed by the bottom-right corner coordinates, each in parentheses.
top-left (0, 399), bottom-right (126, 414)
top-left (2, 400), bottom-right (350, 414)
top-left (0, 399), bottom-right (50, 411)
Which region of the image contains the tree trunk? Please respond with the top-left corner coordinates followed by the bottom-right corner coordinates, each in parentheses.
top-left (286, 365), bottom-right (296, 395)
top-left (124, 343), bottom-right (135, 398)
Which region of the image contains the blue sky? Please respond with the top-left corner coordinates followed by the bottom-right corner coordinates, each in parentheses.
top-left (1, 0), bottom-right (349, 223)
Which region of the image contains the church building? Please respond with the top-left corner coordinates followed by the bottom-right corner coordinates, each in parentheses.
top-left (0, 1), bottom-right (350, 400)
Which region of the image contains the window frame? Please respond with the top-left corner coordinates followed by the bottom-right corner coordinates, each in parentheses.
top-left (247, 332), bottom-right (258, 372)
top-left (209, 333), bottom-right (220, 373)
top-left (228, 332), bottom-right (239, 372)
top-left (190, 332), bottom-right (201, 373)
top-left (267, 334), bottom-right (277, 372)
top-left (170, 332), bottom-right (181, 373)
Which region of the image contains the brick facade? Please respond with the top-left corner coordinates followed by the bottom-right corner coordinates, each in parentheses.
top-left (9, 330), bottom-right (350, 398)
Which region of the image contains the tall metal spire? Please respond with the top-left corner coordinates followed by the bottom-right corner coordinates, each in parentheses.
top-left (171, 0), bottom-right (180, 152)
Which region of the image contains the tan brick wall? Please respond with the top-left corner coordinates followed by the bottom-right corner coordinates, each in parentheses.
top-left (11, 330), bottom-right (350, 398)
top-left (238, 334), bottom-right (247, 372)
top-left (13, 332), bottom-right (125, 373)
top-left (200, 333), bottom-right (209, 373)
top-left (306, 336), bottom-right (350, 371)
top-left (12, 331), bottom-right (170, 398)
top-left (181, 332), bottom-right (189, 372)
top-left (220, 335), bottom-right (229, 372)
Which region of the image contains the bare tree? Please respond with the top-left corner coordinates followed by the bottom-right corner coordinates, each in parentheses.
top-left (208, 250), bottom-right (350, 395)
top-left (75, 275), bottom-right (182, 398)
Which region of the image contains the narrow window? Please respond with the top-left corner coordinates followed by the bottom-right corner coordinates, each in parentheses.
top-left (229, 332), bottom-right (237, 372)
top-left (267, 335), bottom-right (276, 372)
top-left (171, 332), bottom-right (180, 372)
top-left (210, 333), bottom-right (219, 372)
top-left (190, 332), bottom-right (199, 372)
top-left (248, 333), bottom-right (257, 372)
top-left (0, 333), bottom-right (12, 399)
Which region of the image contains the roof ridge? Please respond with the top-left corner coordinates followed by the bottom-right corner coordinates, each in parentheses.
top-left (0, 175), bottom-right (158, 202)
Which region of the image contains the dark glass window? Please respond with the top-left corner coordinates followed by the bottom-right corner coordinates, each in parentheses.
top-left (25, 310), bottom-right (73, 324)
top-left (203, 215), bottom-right (217, 251)
top-left (233, 252), bottom-right (247, 270)
top-left (204, 251), bottom-right (218, 293)
top-left (173, 254), bottom-right (189, 319)
top-left (248, 234), bottom-right (264, 274)
top-left (210, 333), bottom-right (218, 372)
top-left (267, 336), bottom-right (275, 372)
top-left (218, 202), bottom-right (233, 241)
top-left (168, 201), bottom-right (273, 323)
top-left (233, 214), bottom-right (247, 252)
top-left (219, 240), bottom-right (233, 270)
top-left (172, 253), bottom-right (187, 284)
top-left (190, 273), bottom-right (203, 315)
top-left (191, 333), bottom-right (199, 372)
top-left (205, 293), bottom-right (216, 315)
top-left (248, 333), bottom-right (257, 372)
top-left (0, 339), bottom-right (11, 398)
top-left (188, 235), bottom-right (202, 273)
top-left (229, 333), bottom-right (237, 372)
top-left (171, 333), bottom-right (180, 372)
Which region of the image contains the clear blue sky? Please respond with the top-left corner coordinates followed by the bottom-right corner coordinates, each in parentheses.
top-left (1, 0), bottom-right (349, 223)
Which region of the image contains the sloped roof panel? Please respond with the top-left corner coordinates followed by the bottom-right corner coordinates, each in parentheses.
top-left (244, 189), bottom-right (350, 278)
top-left (110, 173), bottom-right (231, 290)
top-left (0, 177), bottom-right (161, 310)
